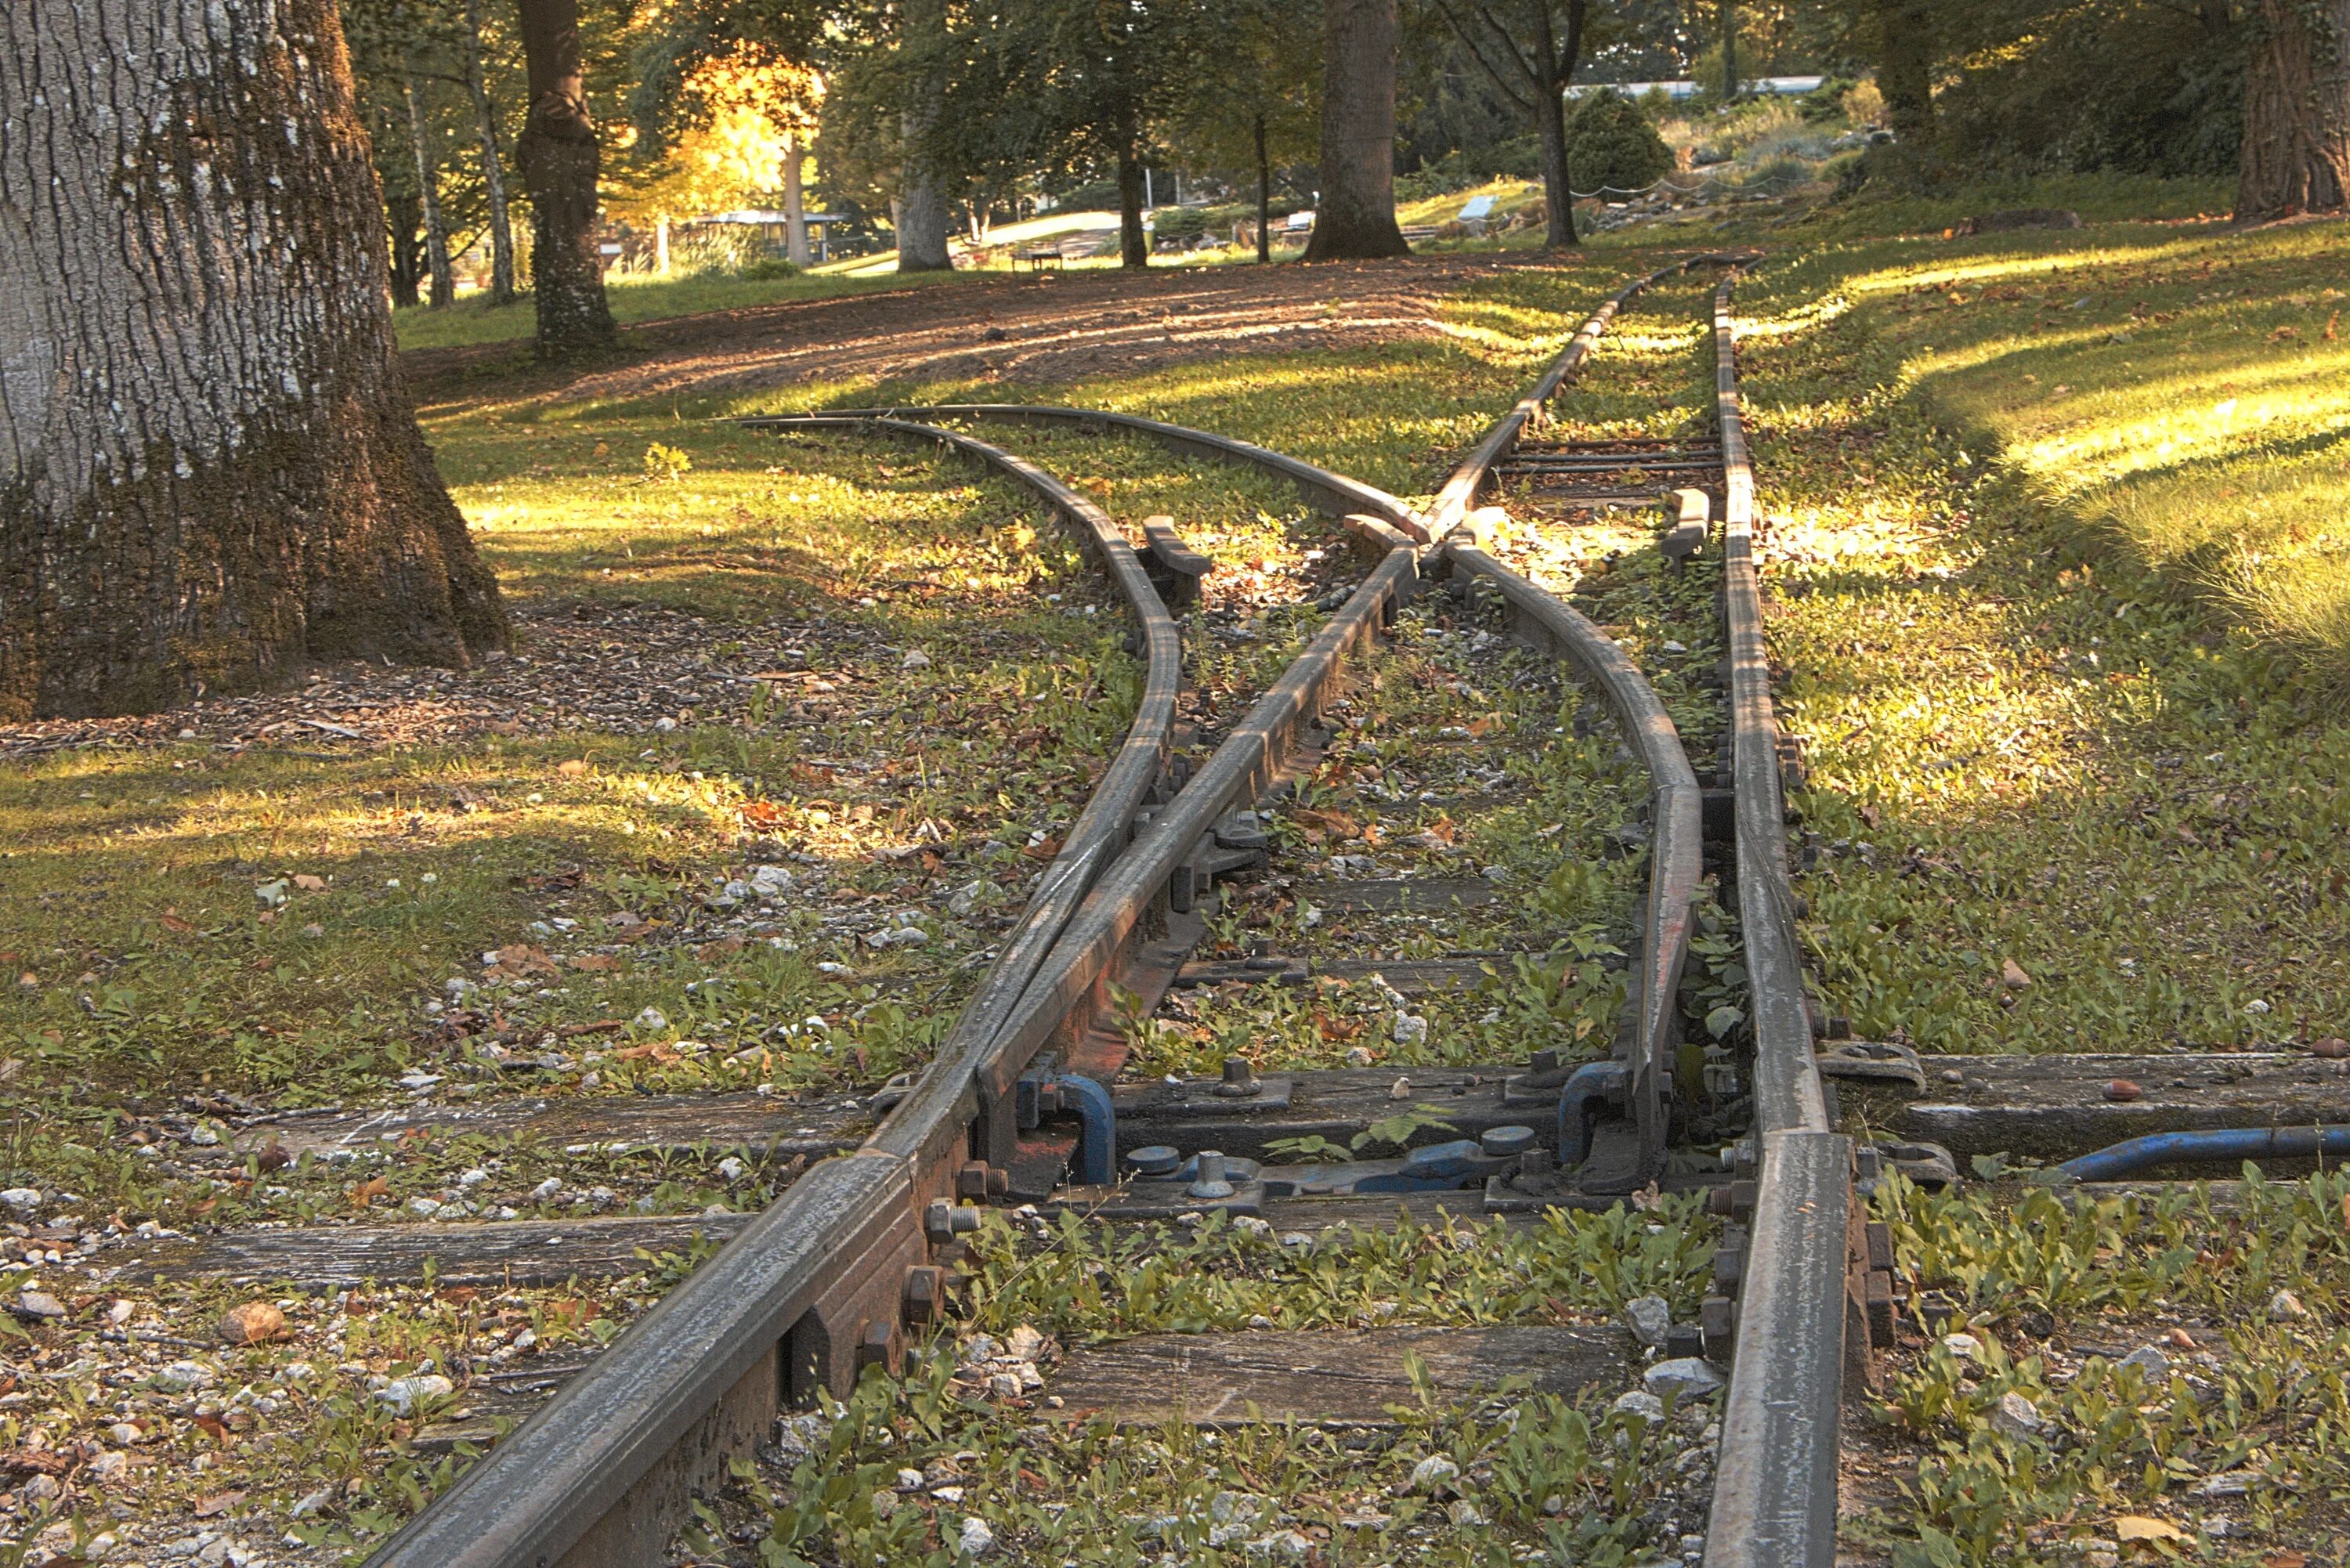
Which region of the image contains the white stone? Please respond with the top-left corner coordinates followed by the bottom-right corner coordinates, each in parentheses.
top-left (530, 1177), bottom-right (562, 1201)
top-left (1940, 1332), bottom-right (1982, 1359)
top-left (1624, 1295), bottom-right (1672, 1347)
top-left (0, 1187), bottom-right (41, 1216)
top-left (155, 1360), bottom-right (216, 1392)
top-left (1613, 1390), bottom-right (1668, 1422)
top-left (1990, 1391), bottom-right (2043, 1436)
top-left (634, 1006), bottom-right (669, 1031)
top-left (896, 1468), bottom-right (926, 1491)
top-left (1004, 1324), bottom-right (1046, 1361)
top-left (1644, 1358), bottom-right (1725, 1400)
top-left (717, 1156), bottom-right (747, 1183)
top-left (1406, 1454), bottom-right (1459, 1494)
top-left (2119, 1345), bottom-right (2171, 1378)
top-left (2269, 1289), bottom-right (2310, 1321)
top-left (1390, 1013), bottom-right (1429, 1046)
top-left (377, 1373), bottom-right (455, 1414)
top-left (902, 649), bottom-right (932, 669)
top-left (956, 1516), bottom-right (996, 1557)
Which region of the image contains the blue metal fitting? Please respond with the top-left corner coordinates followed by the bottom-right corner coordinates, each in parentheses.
top-left (1049, 1075), bottom-right (1117, 1186)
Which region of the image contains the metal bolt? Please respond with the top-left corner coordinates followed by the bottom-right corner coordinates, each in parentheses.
top-left (1125, 1144), bottom-right (1180, 1180)
top-left (1188, 1151), bottom-right (1236, 1200)
top-left (956, 1161), bottom-right (990, 1200)
top-left (1480, 1124), bottom-right (1536, 1158)
top-left (1212, 1057), bottom-right (1260, 1098)
top-left (1529, 1050), bottom-right (1560, 1075)
top-left (924, 1200), bottom-right (982, 1241)
top-left (855, 1317), bottom-right (900, 1375)
top-left (902, 1265), bottom-right (946, 1325)
top-left (1517, 1146), bottom-right (1554, 1179)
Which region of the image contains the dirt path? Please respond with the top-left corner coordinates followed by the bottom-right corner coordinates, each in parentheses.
top-left (407, 253), bottom-right (1581, 412)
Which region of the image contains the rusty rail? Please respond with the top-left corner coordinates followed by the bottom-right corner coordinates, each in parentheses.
top-left (1700, 270), bottom-right (1846, 1568)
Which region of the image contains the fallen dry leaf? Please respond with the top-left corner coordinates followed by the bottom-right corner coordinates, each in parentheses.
top-left (193, 1489), bottom-right (247, 1517)
top-left (558, 759), bottom-right (590, 777)
top-left (2114, 1517), bottom-right (2185, 1543)
top-left (292, 873), bottom-right (327, 892)
top-left (218, 1301), bottom-right (287, 1346)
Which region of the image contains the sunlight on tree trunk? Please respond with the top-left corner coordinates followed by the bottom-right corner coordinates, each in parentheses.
top-left (0, 0), bottom-right (508, 718)
top-left (1534, 81), bottom-right (1579, 248)
top-left (404, 69), bottom-right (455, 309)
top-left (784, 134), bottom-right (811, 266)
top-left (1303, 0), bottom-right (1410, 260)
top-left (516, 0), bottom-right (616, 358)
top-left (1256, 113), bottom-right (1274, 263)
top-left (2236, 0), bottom-right (2350, 219)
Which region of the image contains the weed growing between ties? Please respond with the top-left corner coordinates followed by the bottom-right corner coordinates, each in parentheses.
top-left (691, 1206), bottom-right (1719, 1567)
top-left (1858, 1170), bottom-right (2350, 1568)
top-left (1731, 254), bottom-right (2350, 1055)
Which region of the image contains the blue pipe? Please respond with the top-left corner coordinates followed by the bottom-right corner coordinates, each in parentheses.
top-left (1050, 1076), bottom-right (1118, 1186)
top-left (2057, 1125), bottom-right (2350, 1183)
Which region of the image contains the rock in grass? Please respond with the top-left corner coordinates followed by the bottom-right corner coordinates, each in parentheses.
top-left (1624, 1295), bottom-right (1672, 1347)
top-left (956, 1516), bottom-right (996, 1557)
top-left (0, 1187), bottom-right (41, 1217)
top-left (1644, 1358), bottom-right (1725, 1399)
top-left (2118, 1344), bottom-right (2171, 1378)
top-left (12, 1290), bottom-right (67, 1323)
top-left (1405, 1454), bottom-right (1460, 1495)
top-left (376, 1373), bottom-right (455, 1414)
top-left (1612, 1390), bottom-right (1668, 1423)
top-left (2001, 958), bottom-right (2032, 988)
top-left (1990, 1391), bottom-right (2043, 1436)
top-left (217, 1302), bottom-right (287, 1346)
top-left (2269, 1288), bottom-right (2311, 1321)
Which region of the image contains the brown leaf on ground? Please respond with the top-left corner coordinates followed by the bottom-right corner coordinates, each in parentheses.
top-left (2115, 1517), bottom-right (2184, 1543)
top-left (218, 1302), bottom-right (287, 1346)
top-left (193, 1490), bottom-right (247, 1518)
top-left (566, 954), bottom-right (624, 973)
top-left (0, 1448), bottom-right (74, 1478)
top-left (350, 1175), bottom-right (389, 1209)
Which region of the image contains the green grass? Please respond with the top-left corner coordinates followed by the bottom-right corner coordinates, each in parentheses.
top-left (1729, 231), bottom-right (2350, 1055)
top-left (1863, 1170), bottom-right (2350, 1568)
top-left (391, 266), bottom-right (972, 352)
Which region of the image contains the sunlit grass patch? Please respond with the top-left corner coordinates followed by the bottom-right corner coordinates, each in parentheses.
top-left (392, 266), bottom-right (972, 353)
top-left (1734, 256), bottom-right (2350, 1055)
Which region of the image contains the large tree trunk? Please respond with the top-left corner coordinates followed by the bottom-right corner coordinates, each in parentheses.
top-left (462, 0), bottom-right (518, 305)
top-left (404, 70), bottom-right (456, 309)
top-left (0, 0), bottom-right (508, 720)
top-left (1118, 121), bottom-right (1150, 268)
top-left (2236, 0), bottom-right (2350, 219)
top-left (1534, 83), bottom-right (1578, 247)
top-left (895, 0), bottom-right (953, 273)
top-left (515, 0), bottom-right (615, 358)
top-left (1302, 0), bottom-right (1411, 260)
top-left (1871, 0), bottom-right (1936, 151)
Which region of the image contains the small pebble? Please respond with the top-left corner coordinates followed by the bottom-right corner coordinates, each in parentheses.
top-left (2269, 1288), bottom-right (2310, 1321)
top-left (2104, 1078), bottom-right (2142, 1102)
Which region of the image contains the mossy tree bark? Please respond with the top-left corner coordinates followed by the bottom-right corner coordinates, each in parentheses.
top-left (2236, 0), bottom-right (2350, 218)
top-left (0, 0), bottom-right (508, 720)
top-left (515, 0), bottom-right (616, 358)
top-left (1301, 0), bottom-right (1411, 260)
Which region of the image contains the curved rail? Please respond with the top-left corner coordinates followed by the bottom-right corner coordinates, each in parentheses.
top-left (740, 403), bottom-right (1433, 542)
top-left (1423, 255), bottom-right (1716, 541)
top-left (367, 421), bottom-right (1184, 1568)
top-left (1701, 270), bottom-right (1847, 1568)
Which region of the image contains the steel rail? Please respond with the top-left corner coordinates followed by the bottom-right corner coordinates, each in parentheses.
top-left (1701, 270), bottom-right (1849, 1568)
top-left (1423, 256), bottom-right (1713, 542)
top-left (740, 404), bottom-right (1433, 542)
top-left (366, 420), bottom-right (1185, 1568)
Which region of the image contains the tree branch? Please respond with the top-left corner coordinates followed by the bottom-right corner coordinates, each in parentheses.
top-left (1430, 0), bottom-right (1535, 110)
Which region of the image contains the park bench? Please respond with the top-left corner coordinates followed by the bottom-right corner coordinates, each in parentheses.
top-left (1015, 242), bottom-right (1066, 270)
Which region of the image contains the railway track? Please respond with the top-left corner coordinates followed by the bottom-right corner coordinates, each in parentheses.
top-left (343, 257), bottom-right (2348, 1567)
top-left (353, 255), bottom-right (1861, 1567)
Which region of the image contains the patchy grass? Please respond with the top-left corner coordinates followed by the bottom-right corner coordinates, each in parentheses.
top-left (392, 266), bottom-right (972, 353)
top-left (1752, 217), bottom-right (2350, 681)
top-left (1858, 1170), bottom-right (2350, 1568)
top-left (689, 1205), bottom-right (1720, 1567)
top-left (1731, 244), bottom-right (2350, 1055)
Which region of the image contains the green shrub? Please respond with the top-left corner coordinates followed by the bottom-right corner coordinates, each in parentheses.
top-left (739, 256), bottom-right (801, 281)
top-left (1150, 205), bottom-right (1208, 243)
top-left (1567, 92), bottom-right (1676, 194)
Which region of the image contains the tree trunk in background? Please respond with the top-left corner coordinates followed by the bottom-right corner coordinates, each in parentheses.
top-left (1302, 0), bottom-right (1410, 259)
top-left (895, 0), bottom-right (953, 272)
top-left (1255, 113), bottom-right (1273, 262)
top-left (1118, 118), bottom-right (1150, 268)
top-left (404, 72), bottom-right (455, 308)
top-left (1534, 81), bottom-right (1578, 247)
top-left (2236, 0), bottom-right (2350, 218)
top-left (783, 134), bottom-right (811, 266)
top-left (0, 0), bottom-right (508, 720)
top-left (461, 0), bottom-right (517, 305)
top-left (1871, 0), bottom-right (1936, 151)
top-left (387, 188), bottom-right (425, 308)
top-left (515, 0), bottom-right (615, 357)
top-left (1720, 0), bottom-right (1737, 98)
